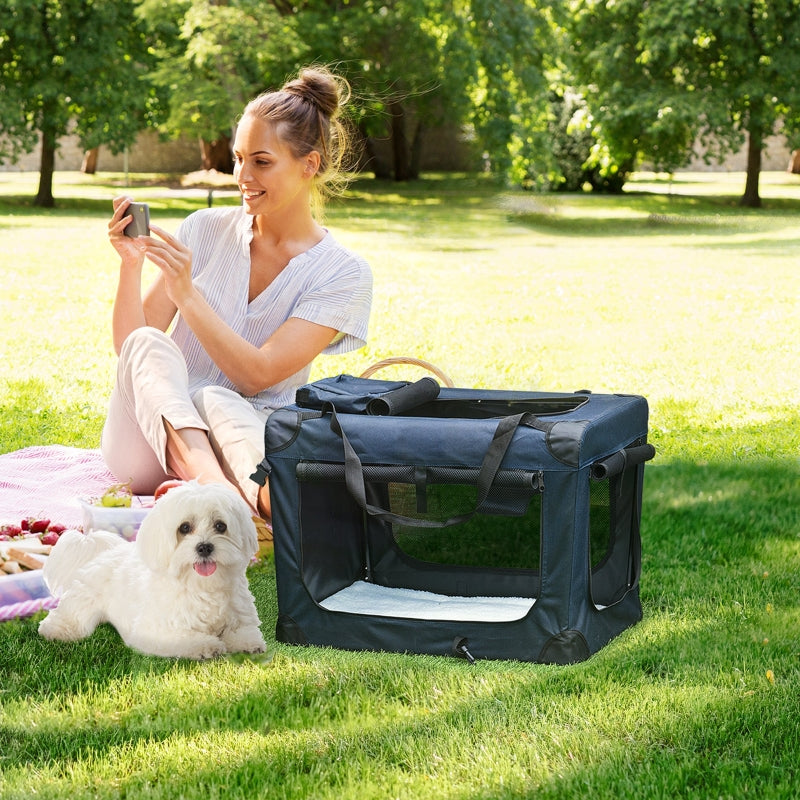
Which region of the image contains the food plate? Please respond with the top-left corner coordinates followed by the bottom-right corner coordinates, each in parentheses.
top-left (0, 538), bottom-right (55, 621)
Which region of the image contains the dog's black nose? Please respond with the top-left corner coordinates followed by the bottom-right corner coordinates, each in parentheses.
top-left (195, 542), bottom-right (214, 559)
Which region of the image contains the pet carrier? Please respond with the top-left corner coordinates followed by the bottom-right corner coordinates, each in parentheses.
top-left (252, 375), bottom-right (654, 664)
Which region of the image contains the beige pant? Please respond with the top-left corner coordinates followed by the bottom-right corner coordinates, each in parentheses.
top-left (100, 327), bottom-right (268, 509)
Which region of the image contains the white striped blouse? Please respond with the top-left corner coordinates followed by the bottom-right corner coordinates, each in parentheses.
top-left (169, 205), bottom-right (372, 412)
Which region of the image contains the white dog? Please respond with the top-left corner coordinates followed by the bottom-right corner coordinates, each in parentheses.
top-left (39, 482), bottom-right (266, 659)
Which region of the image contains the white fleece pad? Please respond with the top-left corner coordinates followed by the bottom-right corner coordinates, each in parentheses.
top-left (319, 580), bottom-right (535, 622)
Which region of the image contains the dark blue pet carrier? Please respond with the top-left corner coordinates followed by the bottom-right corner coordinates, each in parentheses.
top-left (252, 375), bottom-right (654, 664)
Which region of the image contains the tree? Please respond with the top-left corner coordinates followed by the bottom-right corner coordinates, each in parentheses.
top-left (141, 0), bottom-right (305, 173)
top-left (539, 88), bottom-right (628, 193)
top-left (289, 0), bottom-right (558, 185)
top-left (0, 0), bottom-right (157, 206)
top-left (570, 0), bottom-right (800, 207)
top-left (464, 0), bottom-right (560, 187)
top-left (289, 0), bottom-right (477, 181)
top-left (138, 0), bottom-right (561, 186)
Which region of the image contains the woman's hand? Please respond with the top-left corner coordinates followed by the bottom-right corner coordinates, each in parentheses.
top-left (108, 196), bottom-right (147, 267)
top-left (139, 224), bottom-right (196, 309)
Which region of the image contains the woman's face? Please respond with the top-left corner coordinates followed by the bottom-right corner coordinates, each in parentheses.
top-left (232, 115), bottom-right (315, 218)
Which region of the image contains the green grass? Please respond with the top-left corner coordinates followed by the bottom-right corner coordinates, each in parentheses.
top-left (1, 170), bottom-right (799, 799)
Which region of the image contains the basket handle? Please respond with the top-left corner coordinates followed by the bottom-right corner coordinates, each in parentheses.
top-left (359, 357), bottom-right (455, 388)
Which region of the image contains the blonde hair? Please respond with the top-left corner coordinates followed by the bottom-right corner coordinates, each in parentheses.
top-left (241, 66), bottom-right (353, 219)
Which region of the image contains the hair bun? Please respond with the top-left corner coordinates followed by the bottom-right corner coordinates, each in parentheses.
top-left (241, 65), bottom-right (354, 219)
top-left (282, 67), bottom-right (343, 119)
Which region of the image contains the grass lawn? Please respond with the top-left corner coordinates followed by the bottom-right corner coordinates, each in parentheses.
top-left (0, 169), bottom-right (798, 799)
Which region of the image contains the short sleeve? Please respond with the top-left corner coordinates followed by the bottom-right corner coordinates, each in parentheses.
top-left (292, 251), bottom-right (373, 354)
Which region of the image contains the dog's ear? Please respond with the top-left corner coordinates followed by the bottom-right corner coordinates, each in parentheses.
top-left (135, 501), bottom-right (175, 572)
top-left (226, 491), bottom-right (258, 559)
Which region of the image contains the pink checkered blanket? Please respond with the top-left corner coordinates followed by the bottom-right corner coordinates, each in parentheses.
top-left (0, 445), bottom-right (116, 529)
top-left (0, 446), bottom-right (122, 620)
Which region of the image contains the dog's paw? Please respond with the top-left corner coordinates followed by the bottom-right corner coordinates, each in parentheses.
top-left (186, 638), bottom-right (227, 660)
top-left (204, 645), bottom-right (226, 660)
top-left (38, 613), bottom-right (74, 641)
top-left (38, 615), bottom-right (57, 639)
top-left (223, 626), bottom-right (266, 655)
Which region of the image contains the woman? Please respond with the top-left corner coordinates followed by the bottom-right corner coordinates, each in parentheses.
top-left (101, 66), bottom-right (373, 527)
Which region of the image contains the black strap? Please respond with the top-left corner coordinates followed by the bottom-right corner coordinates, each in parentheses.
top-left (325, 403), bottom-right (539, 529)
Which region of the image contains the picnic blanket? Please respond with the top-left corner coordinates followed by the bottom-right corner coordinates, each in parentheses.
top-left (0, 445), bottom-right (116, 529)
top-left (0, 446), bottom-right (120, 621)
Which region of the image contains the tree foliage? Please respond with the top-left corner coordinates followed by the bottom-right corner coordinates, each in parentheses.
top-left (3, 0), bottom-right (800, 201)
top-left (0, 0), bottom-right (156, 206)
top-left (464, 0), bottom-right (560, 186)
top-left (141, 0), bottom-right (305, 171)
top-left (285, 0), bottom-right (561, 184)
top-left (139, 0), bottom-right (558, 184)
top-left (285, 0), bottom-right (477, 180)
top-left (569, 0), bottom-right (800, 206)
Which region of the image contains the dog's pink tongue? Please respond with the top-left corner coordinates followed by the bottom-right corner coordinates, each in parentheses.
top-left (194, 560), bottom-right (217, 577)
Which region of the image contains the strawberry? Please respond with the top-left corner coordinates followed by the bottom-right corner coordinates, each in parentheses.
top-left (47, 523), bottom-right (67, 534)
top-left (0, 523), bottom-right (23, 537)
top-left (29, 518), bottom-right (51, 533)
top-left (20, 518), bottom-right (29, 532)
top-left (40, 530), bottom-right (61, 546)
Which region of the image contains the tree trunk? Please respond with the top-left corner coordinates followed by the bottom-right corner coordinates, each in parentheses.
top-left (389, 101), bottom-right (410, 181)
top-left (356, 123), bottom-right (391, 179)
top-left (81, 147), bottom-right (100, 174)
top-left (200, 134), bottom-right (233, 173)
top-left (35, 122), bottom-right (57, 208)
top-left (788, 150), bottom-right (800, 174)
top-left (740, 127), bottom-right (762, 209)
top-left (409, 120), bottom-right (424, 180)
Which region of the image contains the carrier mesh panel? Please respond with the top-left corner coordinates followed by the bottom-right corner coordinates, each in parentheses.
top-left (387, 482), bottom-right (542, 570)
top-left (589, 477), bottom-right (612, 569)
top-left (588, 465), bottom-right (640, 608)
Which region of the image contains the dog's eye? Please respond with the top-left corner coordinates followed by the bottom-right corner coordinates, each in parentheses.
top-left (214, 520), bottom-right (227, 534)
top-left (178, 521), bottom-right (193, 535)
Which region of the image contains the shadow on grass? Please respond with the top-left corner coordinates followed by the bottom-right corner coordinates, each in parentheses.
top-left (0, 457), bottom-right (796, 796)
top-left (504, 189), bottom-right (800, 241)
top-left (0, 193), bottom-right (216, 222)
top-left (1, 592), bottom-right (796, 799)
top-left (642, 456), bottom-right (800, 560)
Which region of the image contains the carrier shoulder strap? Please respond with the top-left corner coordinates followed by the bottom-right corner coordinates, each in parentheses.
top-left (325, 403), bottom-right (547, 529)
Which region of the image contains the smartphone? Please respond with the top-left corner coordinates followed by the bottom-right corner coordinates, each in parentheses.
top-left (124, 202), bottom-right (150, 237)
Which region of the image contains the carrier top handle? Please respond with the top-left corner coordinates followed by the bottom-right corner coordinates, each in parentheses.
top-left (366, 376), bottom-right (440, 416)
top-left (590, 443), bottom-right (655, 481)
top-left (325, 403), bottom-right (542, 529)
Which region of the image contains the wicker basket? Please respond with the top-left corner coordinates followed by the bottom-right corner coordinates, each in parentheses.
top-left (359, 356), bottom-right (454, 388)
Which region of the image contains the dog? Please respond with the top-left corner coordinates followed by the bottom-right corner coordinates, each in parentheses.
top-left (39, 482), bottom-right (266, 659)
